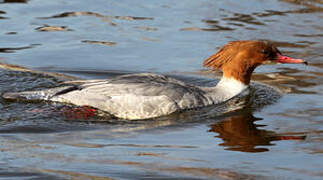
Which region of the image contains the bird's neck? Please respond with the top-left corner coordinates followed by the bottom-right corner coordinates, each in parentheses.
top-left (213, 76), bottom-right (249, 101)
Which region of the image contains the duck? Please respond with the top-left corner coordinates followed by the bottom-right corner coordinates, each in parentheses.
top-left (2, 40), bottom-right (307, 120)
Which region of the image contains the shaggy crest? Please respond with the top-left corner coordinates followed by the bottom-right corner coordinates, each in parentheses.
top-left (203, 40), bottom-right (274, 70)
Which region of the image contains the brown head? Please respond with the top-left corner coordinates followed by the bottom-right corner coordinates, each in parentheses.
top-left (203, 40), bottom-right (307, 85)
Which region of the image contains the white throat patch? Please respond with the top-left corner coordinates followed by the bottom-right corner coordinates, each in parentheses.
top-left (215, 77), bottom-right (248, 100)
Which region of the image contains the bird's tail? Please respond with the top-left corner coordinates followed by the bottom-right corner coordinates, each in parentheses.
top-left (2, 86), bottom-right (79, 101)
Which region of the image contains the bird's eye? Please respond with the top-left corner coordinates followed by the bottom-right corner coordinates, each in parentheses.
top-left (261, 49), bottom-right (269, 55)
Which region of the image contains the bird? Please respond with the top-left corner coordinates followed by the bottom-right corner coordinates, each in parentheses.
top-left (2, 40), bottom-right (307, 120)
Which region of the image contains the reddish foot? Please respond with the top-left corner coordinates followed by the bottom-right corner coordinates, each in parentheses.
top-left (62, 106), bottom-right (97, 119)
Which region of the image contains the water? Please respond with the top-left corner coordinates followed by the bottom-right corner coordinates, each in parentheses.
top-left (0, 0), bottom-right (322, 179)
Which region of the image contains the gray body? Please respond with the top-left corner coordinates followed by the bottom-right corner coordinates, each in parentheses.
top-left (3, 73), bottom-right (248, 120)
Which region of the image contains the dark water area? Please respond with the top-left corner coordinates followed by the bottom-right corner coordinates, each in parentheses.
top-left (0, 0), bottom-right (322, 179)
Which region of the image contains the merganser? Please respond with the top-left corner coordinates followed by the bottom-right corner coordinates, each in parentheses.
top-left (2, 40), bottom-right (307, 120)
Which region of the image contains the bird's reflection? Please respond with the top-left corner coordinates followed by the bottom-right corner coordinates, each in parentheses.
top-left (208, 111), bottom-right (305, 153)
